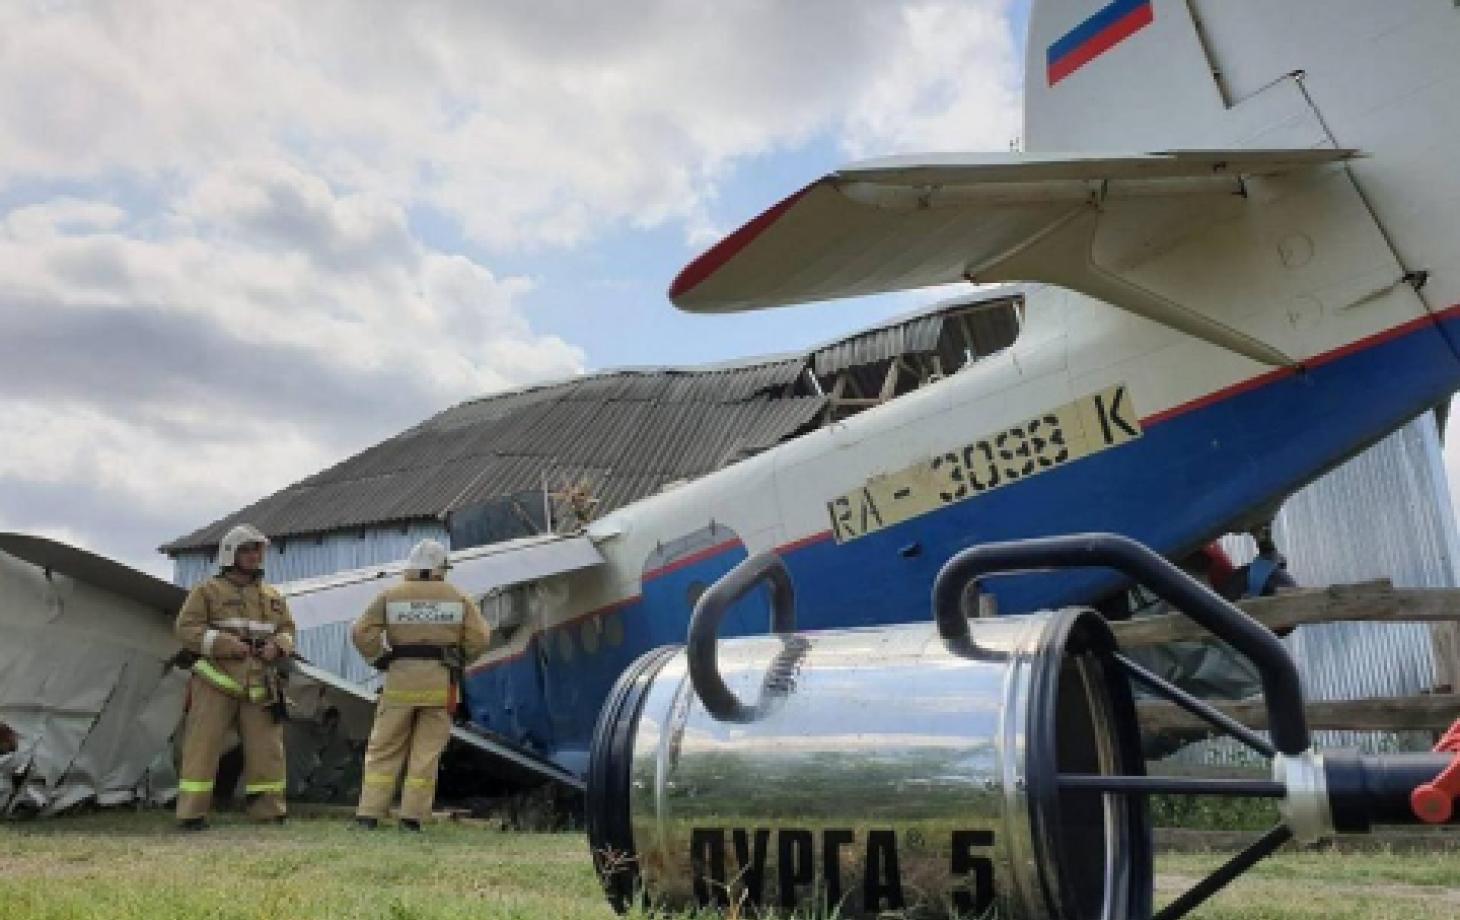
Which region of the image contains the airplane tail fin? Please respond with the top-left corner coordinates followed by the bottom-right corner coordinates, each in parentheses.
top-left (672, 3), bottom-right (1460, 367)
top-left (1024, 0), bottom-right (1228, 152)
top-left (1023, 0), bottom-right (1460, 352)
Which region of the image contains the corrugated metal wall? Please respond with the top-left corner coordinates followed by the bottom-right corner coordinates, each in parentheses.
top-left (294, 619), bottom-right (380, 688)
top-left (1277, 414), bottom-right (1457, 701)
top-left (171, 522), bottom-right (449, 588)
top-left (1181, 413), bottom-right (1459, 765)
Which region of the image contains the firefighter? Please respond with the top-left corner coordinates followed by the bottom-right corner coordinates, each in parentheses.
top-left (174, 523), bottom-right (296, 830)
top-left (352, 539), bottom-right (489, 831)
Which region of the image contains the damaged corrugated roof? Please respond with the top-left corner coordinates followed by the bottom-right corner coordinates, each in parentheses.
top-left (163, 358), bottom-right (823, 553)
top-left (163, 289), bottom-right (1021, 555)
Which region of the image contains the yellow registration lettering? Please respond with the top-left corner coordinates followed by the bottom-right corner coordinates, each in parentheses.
top-left (826, 384), bottom-right (1141, 543)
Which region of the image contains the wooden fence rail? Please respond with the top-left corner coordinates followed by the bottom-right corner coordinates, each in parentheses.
top-left (1109, 579), bottom-right (1460, 734)
top-left (1112, 580), bottom-right (1460, 647)
top-left (1138, 693), bottom-right (1460, 734)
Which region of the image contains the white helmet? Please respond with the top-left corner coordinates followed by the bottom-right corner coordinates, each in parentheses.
top-left (405, 539), bottom-right (450, 575)
top-left (216, 523), bottom-right (270, 570)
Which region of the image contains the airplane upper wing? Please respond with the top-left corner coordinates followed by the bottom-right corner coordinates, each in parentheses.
top-left (670, 149), bottom-right (1357, 366)
top-left (0, 531), bottom-right (185, 614)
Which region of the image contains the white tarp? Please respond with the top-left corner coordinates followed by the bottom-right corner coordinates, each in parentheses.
top-left (0, 539), bottom-right (184, 815)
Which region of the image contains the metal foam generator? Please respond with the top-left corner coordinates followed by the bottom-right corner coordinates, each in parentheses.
top-left (587, 534), bottom-right (1460, 919)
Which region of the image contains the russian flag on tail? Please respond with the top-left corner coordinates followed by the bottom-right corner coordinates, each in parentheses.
top-left (1047, 0), bottom-right (1154, 86)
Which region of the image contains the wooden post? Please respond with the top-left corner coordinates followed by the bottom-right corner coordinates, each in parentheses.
top-left (878, 360), bottom-right (900, 403)
top-left (1432, 621), bottom-right (1460, 692)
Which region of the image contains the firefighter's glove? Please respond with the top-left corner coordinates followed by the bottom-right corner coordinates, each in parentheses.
top-left (212, 633), bottom-right (251, 659)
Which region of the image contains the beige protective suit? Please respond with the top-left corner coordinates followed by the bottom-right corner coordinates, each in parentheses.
top-left (352, 573), bottom-right (489, 822)
top-left (174, 573), bottom-right (296, 821)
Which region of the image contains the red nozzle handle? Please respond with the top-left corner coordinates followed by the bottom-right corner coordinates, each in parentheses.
top-left (1411, 719), bottom-right (1460, 824)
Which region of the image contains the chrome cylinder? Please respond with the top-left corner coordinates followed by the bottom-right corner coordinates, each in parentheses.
top-left (587, 608), bottom-right (1151, 919)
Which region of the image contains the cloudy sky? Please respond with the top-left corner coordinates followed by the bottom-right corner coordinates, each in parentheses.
top-left (0, 1), bottom-right (1028, 576)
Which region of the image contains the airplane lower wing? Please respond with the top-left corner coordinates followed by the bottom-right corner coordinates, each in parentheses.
top-left (290, 660), bottom-right (584, 790)
top-left (279, 532), bottom-right (607, 789)
top-left (284, 532), bottom-right (605, 630)
top-left (670, 150), bottom-right (1358, 367)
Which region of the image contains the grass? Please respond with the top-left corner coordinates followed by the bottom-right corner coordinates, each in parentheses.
top-left (1148, 793), bottom-right (1280, 831)
top-left (2, 810), bottom-right (1459, 919)
top-left (0, 808), bottom-right (604, 920)
top-left (1157, 848), bottom-right (1460, 920)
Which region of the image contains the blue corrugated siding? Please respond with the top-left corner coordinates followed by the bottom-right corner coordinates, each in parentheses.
top-left (171, 522), bottom-right (449, 588)
top-left (294, 620), bottom-right (379, 687)
top-left (1277, 414), bottom-right (1457, 754)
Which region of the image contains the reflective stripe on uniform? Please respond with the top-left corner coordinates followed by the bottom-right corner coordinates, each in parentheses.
top-left (194, 660), bottom-right (245, 695)
top-left (213, 617), bottom-right (278, 634)
top-left (193, 660), bottom-right (270, 702)
top-left (385, 600), bottom-right (464, 626)
top-left (363, 772), bottom-right (396, 787)
top-left (179, 779), bottom-right (215, 793)
top-left (403, 777), bottom-right (435, 789)
top-left (245, 780), bottom-right (286, 794)
top-left (381, 689), bottom-right (449, 705)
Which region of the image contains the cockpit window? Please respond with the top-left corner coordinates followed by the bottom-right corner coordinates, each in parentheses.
top-left (798, 296), bottom-right (1022, 420)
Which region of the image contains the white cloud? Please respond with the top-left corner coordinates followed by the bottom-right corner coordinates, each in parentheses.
top-left (0, 404), bottom-right (323, 517)
top-left (5, 199), bottom-right (128, 239)
top-left (842, 2), bottom-right (1023, 158)
top-left (0, 169), bottom-right (585, 566)
top-left (0, 0), bottom-right (1024, 573)
top-left (0, 1), bottom-right (1022, 250)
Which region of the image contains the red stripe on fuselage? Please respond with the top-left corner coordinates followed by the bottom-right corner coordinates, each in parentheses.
top-left (642, 537), bottom-right (743, 582)
top-left (1142, 305), bottom-right (1460, 427)
top-left (777, 529), bottom-right (834, 554)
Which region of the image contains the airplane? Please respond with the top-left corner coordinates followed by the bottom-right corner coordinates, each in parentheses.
top-left (286, 0), bottom-right (1460, 784)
